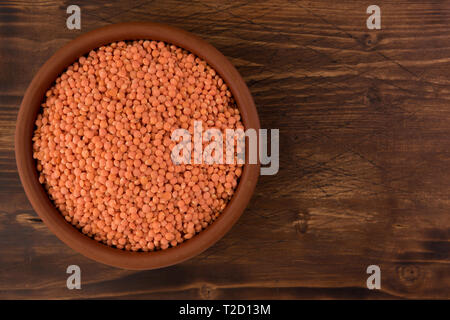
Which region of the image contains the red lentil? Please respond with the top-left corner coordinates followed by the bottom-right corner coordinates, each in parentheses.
top-left (32, 40), bottom-right (244, 252)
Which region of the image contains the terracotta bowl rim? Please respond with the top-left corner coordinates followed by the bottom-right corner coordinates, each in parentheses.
top-left (15, 22), bottom-right (260, 270)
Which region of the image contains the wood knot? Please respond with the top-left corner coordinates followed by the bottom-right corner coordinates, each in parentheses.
top-left (362, 33), bottom-right (379, 49)
top-left (397, 264), bottom-right (422, 287)
top-left (293, 211), bottom-right (310, 235)
top-left (200, 284), bottom-right (215, 299)
top-left (364, 86), bottom-right (384, 111)
top-left (16, 213), bottom-right (46, 231)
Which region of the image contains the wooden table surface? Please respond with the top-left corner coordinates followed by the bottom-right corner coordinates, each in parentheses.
top-left (1, 0), bottom-right (449, 299)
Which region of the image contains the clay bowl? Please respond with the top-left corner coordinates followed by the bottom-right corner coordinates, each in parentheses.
top-left (15, 22), bottom-right (260, 270)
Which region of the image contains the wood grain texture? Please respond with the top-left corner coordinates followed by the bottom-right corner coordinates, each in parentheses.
top-left (0, 0), bottom-right (449, 299)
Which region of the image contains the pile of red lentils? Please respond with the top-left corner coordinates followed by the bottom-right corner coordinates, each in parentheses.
top-left (32, 40), bottom-right (244, 251)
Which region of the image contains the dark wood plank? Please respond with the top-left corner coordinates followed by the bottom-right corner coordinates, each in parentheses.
top-left (0, 0), bottom-right (449, 299)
